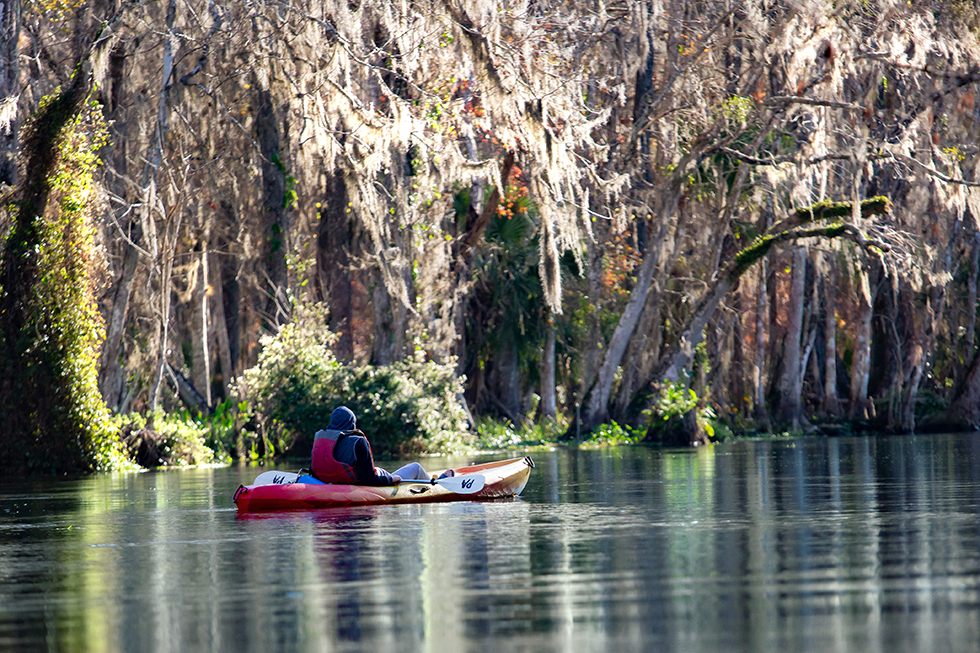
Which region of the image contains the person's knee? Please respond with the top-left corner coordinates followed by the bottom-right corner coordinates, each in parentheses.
top-left (409, 462), bottom-right (430, 479)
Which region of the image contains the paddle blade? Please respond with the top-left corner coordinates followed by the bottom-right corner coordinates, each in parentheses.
top-left (252, 471), bottom-right (300, 486)
top-left (437, 473), bottom-right (486, 494)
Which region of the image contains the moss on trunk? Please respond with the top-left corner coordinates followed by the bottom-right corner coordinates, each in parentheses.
top-left (0, 71), bottom-right (121, 475)
top-left (791, 196), bottom-right (891, 223)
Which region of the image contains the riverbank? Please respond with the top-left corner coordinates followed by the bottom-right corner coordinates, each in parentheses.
top-left (116, 408), bottom-right (916, 472)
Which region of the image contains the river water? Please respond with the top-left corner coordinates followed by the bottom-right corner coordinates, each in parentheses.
top-left (2, 434), bottom-right (980, 652)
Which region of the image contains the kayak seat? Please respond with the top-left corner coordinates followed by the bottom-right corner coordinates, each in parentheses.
top-left (296, 474), bottom-right (326, 485)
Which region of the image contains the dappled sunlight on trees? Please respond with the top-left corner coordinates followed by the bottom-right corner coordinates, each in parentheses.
top-left (7, 0), bottom-right (980, 469)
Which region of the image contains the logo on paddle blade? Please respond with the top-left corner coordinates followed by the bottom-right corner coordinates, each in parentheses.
top-left (461, 478), bottom-right (475, 489)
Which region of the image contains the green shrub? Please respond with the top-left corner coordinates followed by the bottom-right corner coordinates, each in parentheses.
top-left (234, 304), bottom-right (474, 457)
top-left (476, 418), bottom-right (522, 449)
top-left (201, 399), bottom-right (240, 457)
top-left (653, 382), bottom-right (699, 421)
top-left (644, 381), bottom-right (718, 444)
top-left (113, 411), bottom-right (218, 467)
top-left (475, 416), bottom-right (563, 450)
top-left (584, 421), bottom-right (643, 446)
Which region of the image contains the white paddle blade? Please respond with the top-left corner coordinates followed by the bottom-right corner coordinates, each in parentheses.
top-left (437, 474), bottom-right (486, 494)
top-left (252, 471), bottom-right (300, 486)
top-left (251, 470), bottom-right (486, 494)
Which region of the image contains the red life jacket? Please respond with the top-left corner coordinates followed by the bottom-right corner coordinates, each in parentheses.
top-left (311, 429), bottom-right (359, 483)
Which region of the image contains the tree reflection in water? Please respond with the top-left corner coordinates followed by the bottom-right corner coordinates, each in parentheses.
top-left (1, 436), bottom-right (980, 652)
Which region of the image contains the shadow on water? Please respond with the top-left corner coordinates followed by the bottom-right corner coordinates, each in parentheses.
top-left (2, 435), bottom-right (980, 652)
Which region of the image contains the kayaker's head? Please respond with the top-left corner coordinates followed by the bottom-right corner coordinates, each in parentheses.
top-left (328, 406), bottom-right (356, 432)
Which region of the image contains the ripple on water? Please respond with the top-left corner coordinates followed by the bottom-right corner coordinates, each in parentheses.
top-left (2, 438), bottom-right (980, 652)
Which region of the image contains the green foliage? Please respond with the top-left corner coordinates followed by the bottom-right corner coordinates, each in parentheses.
top-left (583, 421), bottom-right (643, 446)
top-left (0, 91), bottom-right (125, 475)
top-left (474, 416), bottom-right (560, 449)
top-left (790, 196), bottom-right (890, 223)
top-left (646, 382), bottom-right (718, 442)
top-left (705, 411), bottom-right (734, 440)
top-left (235, 303), bottom-right (474, 457)
top-left (465, 195), bottom-right (549, 409)
top-left (112, 411), bottom-right (219, 467)
top-left (654, 382), bottom-right (699, 420)
top-left (732, 233), bottom-right (778, 277)
top-left (476, 418), bottom-right (522, 449)
top-left (342, 355), bottom-right (473, 454)
top-left (722, 95), bottom-right (753, 124)
top-left (199, 399), bottom-right (241, 457)
top-left (270, 154), bottom-right (298, 210)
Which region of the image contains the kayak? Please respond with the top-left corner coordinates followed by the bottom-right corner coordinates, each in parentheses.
top-left (233, 456), bottom-right (534, 512)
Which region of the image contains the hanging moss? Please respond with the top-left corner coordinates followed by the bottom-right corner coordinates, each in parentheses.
top-left (0, 80), bottom-right (124, 475)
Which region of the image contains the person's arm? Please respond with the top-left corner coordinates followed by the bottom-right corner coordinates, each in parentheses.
top-left (352, 437), bottom-right (394, 486)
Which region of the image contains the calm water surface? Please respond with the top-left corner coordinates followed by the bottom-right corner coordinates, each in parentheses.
top-left (2, 435), bottom-right (980, 652)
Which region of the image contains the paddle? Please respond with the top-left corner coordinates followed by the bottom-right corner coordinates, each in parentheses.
top-left (400, 474), bottom-right (486, 494)
top-left (250, 470), bottom-right (486, 494)
top-left (251, 470), bottom-right (303, 486)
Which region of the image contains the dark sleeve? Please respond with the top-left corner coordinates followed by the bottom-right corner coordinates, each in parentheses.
top-left (352, 437), bottom-right (393, 486)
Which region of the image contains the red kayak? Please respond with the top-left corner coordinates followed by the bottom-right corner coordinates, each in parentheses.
top-left (233, 456), bottom-right (534, 512)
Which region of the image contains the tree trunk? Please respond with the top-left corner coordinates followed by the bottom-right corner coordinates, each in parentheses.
top-left (165, 362), bottom-right (209, 415)
top-left (256, 86), bottom-right (289, 329)
top-left (580, 188), bottom-right (683, 431)
top-left (191, 241), bottom-right (212, 409)
top-left (849, 265), bottom-right (875, 421)
top-left (903, 285), bottom-right (942, 432)
top-left (149, 241), bottom-right (175, 410)
top-left (944, 338), bottom-right (980, 430)
top-left (224, 259), bottom-right (242, 376)
top-left (540, 315), bottom-right (557, 421)
top-left (145, 0), bottom-right (179, 410)
top-left (100, 224), bottom-right (140, 410)
top-left (316, 173), bottom-right (353, 361)
top-left (753, 258), bottom-right (770, 428)
top-left (731, 289), bottom-right (746, 418)
top-left (614, 206), bottom-right (689, 421)
top-left (97, 44), bottom-right (131, 410)
top-left (210, 250), bottom-right (233, 400)
top-left (0, 71), bottom-right (94, 467)
top-left (822, 252), bottom-right (842, 416)
top-left (371, 269), bottom-right (396, 365)
top-left (966, 231), bottom-right (980, 355)
top-left (876, 275), bottom-right (904, 430)
top-left (614, 284), bottom-right (662, 419)
top-left (901, 339), bottom-right (924, 433)
top-left (0, 0), bottom-right (19, 187)
top-left (496, 339), bottom-right (521, 423)
top-left (392, 227), bottom-right (413, 362)
top-left (101, 2), bottom-right (175, 410)
top-left (646, 216), bottom-right (891, 422)
top-left (773, 248), bottom-right (806, 429)
top-left (580, 220), bottom-right (606, 403)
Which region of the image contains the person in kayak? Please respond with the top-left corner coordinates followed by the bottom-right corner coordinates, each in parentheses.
top-left (311, 406), bottom-right (453, 486)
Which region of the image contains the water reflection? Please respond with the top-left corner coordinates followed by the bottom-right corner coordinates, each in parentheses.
top-left (1, 436), bottom-right (980, 652)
